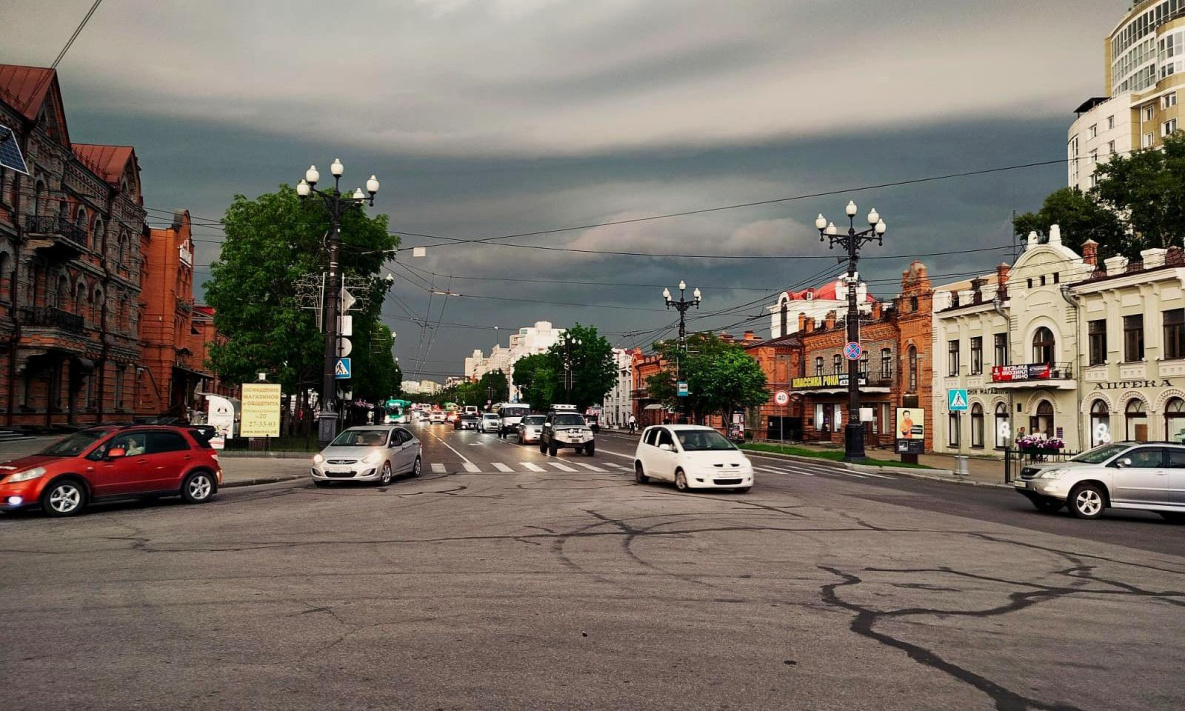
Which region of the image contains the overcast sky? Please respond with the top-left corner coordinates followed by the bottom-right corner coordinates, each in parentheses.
top-left (1, 0), bottom-right (1123, 380)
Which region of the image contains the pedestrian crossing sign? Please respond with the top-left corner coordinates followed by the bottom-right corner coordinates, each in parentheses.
top-left (335, 357), bottom-right (352, 379)
top-left (948, 389), bottom-right (969, 411)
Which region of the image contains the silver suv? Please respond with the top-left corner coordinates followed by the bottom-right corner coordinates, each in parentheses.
top-left (1015, 442), bottom-right (1185, 521)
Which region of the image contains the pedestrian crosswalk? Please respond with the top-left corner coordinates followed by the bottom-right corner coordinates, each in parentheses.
top-left (423, 460), bottom-right (631, 474)
top-left (754, 463), bottom-right (894, 480)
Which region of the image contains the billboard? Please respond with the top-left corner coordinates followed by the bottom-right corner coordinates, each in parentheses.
top-left (240, 384), bottom-right (282, 438)
top-left (790, 373), bottom-right (868, 390)
top-left (895, 407), bottom-right (925, 454)
top-left (991, 364), bottom-right (1051, 382)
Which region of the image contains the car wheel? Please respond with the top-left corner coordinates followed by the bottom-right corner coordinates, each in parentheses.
top-left (575, 447), bottom-right (584, 455)
top-left (549, 442), bottom-right (558, 457)
top-left (635, 463), bottom-right (649, 484)
top-left (41, 478), bottom-right (87, 517)
top-left (586, 443), bottom-right (595, 457)
top-left (181, 471), bottom-right (216, 504)
top-left (1069, 483), bottom-right (1106, 519)
top-left (379, 462), bottom-right (393, 485)
top-left (1031, 497), bottom-right (1063, 513)
top-left (539, 440), bottom-right (547, 454)
top-left (1158, 511), bottom-right (1185, 523)
top-left (411, 457), bottom-right (422, 478)
top-left (675, 469), bottom-right (689, 492)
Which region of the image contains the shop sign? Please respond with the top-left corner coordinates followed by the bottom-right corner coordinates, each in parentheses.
top-left (991, 364), bottom-right (1051, 382)
top-left (1093, 379), bottom-right (1172, 390)
top-left (791, 373), bottom-right (867, 390)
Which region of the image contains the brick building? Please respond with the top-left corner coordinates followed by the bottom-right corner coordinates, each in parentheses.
top-left (630, 351), bottom-right (665, 427)
top-left (743, 333), bottom-right (804, 440)
top-left (793, 262), bottom-right (934, 451)
top-left (0, 65), bottom-right (146, 427)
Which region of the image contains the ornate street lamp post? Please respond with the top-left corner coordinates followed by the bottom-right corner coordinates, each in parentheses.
top-left (663, 281), bottom-right (701, 424)
top-left (816, 201), bottom-right (887, 462)
top-left (297, 159), bottom-right (379, 444)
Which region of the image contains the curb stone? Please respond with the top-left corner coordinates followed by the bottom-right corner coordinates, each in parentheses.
top-left (216, 451), bottom-right (315, 460)
top-left (221, 475), bottom-right (304, 488)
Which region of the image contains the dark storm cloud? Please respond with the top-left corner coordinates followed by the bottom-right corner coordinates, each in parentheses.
top-left (0, 0), bottom-right (1117, 375)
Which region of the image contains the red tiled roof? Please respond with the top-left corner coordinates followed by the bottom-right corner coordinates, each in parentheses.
top-left (784, 280), bottom-right (876, 303)
top-left (72, 144), bottom-right (134, 185)
top-left (0, 64), bottom-right (56, 121)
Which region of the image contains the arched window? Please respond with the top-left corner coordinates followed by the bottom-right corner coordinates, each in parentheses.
top-left (92, 287), bottom-right (103, 325)
top-left (971, 403), bottom-right (985, 448)
top-left (33, 181), bottom-right (47, 217)
top-left (779, 302), bottom-right (788, 336)
top-left (1125, 399), bottom-right (1147, 442)
top-left (909, 296), bottom-right (919, 312)
top-left (117, 233), bottom-right (128, 265)
top-left (0, 251), bottom-right (11, 305)
top-left (1090, 399), bottom-right (1111, 447)
top-left (994, 402), bottom-right (1009, 448)
top-left (92, 217), bottom-right (103, 251)
top-left (1030, 400), bottom-right (1055, 438)
top-left (55, 274), bottom-right (69, 309)
top-left (74, 280), bottom-right (87, 318)
top-left (1032, 327), bottom-right (1055, 365)
top-left (1165, 397), bottom-right (1185, 442)
top-left (74, 207), bottom-right (88, 245)
top-left (908, 346), bottom-right (918, 391)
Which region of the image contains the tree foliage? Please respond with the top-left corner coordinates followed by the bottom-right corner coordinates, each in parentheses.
top-left (512, 353), bottom-right (558, 410)
top-left (648, 333), bottom-right (768, 423)
top-left (544, 324), bottom-right (616, 411)
top-left (1012, 188), bottom-right (1124, 256)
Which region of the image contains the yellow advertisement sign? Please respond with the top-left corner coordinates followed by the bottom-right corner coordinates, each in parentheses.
top-left (240, 383), bottom-right (282, 438)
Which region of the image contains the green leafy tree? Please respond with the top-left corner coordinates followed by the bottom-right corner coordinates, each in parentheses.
top-left (546, 324), bottom-right (616, 411)
top-left (1013, 187), bottom-right (1125, 257)
top-left (1092, 132), bottom-right (1185, 254)
top-left (648, 333), bottom-right (768, 423)
top-left (513, 353), bottom-right (558, 411)
top-left (477, 370), bottom-right (510, 406)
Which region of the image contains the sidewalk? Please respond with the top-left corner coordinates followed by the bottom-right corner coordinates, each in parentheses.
top-left (769, 442), bottom-right (1010, 488)
top-left (219, 456), bottom-right (307, 488)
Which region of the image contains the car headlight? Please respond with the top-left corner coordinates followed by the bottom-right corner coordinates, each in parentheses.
top-left (1037, 469), bottom-right (1063, 479)
top-left (8, 466), bottom-right (46, 483)
top-left (362, 451), bottom-right (382, 465)
top-left (312, 454), bottom-right (324, 464)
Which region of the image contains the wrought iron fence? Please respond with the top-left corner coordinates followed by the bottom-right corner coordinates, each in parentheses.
top-left (24, 215), bottom-right (87, 247)
top-left (20, 307), bottom-right (85, 334)
top-left (1001, 446), bottom-right (1081, 483)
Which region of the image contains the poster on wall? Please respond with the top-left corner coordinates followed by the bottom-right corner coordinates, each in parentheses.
top-left (895, 407), bottom-right (925, 454)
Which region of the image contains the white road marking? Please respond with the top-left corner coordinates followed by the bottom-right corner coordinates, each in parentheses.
top-left (431, 463), bottom-right (446, 473)
top-left (463, 462), bottom-right (481, 473)
top-left (756, 465), bottom-right (814, 477)
top-left (548, 462), bottom-right (578, 472)
top-left (492, 462), bottom-right (514, 472)
top-left (573, 462), bottom-right (607, 472)
top-left (521, 462), bottom-right (545, 472)
top-left (427, 430), bottom-right (475, 466)
top-left (602, 463), bottom-right (629, 470)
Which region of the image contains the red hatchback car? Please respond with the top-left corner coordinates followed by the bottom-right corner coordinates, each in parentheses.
top-left (0, 426), bottom-right (222, 517)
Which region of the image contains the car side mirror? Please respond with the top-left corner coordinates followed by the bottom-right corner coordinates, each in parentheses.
top-left (107, 447), bottom-right (127, 459)
top-left (659, 443), bottom-right (673, 452)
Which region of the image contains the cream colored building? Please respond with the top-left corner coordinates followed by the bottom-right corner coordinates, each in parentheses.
top-left (1069, 0), bottom-right (1185, 192)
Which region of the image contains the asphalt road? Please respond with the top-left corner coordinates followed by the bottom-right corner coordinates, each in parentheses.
top-left (2, 423), bottom-right (1183, 710)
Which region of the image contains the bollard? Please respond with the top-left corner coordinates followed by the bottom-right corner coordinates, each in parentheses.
top-left (955, 455), bottom-right (970, 477)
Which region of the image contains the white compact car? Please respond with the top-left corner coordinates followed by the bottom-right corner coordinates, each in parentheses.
top-left (633, 425), bottom-right (753, 492)
top-left (518, 415), bottom-right (546, 444)
top-left (311, 426), bottom-right (422, 486)
top-left (480, 413), bottom-right (502, 433)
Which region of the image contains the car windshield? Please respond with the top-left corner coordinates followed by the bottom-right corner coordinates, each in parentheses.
top-left (676, 430), bottom-right (736, 451)
top-left (553, 414), bottom-right (585, 426)
top-left (38, 429), bottom-right (113, 457)
top-left (331, 429), bottom-right (389, 446)
top-left (501, 408), bottom-right (529, 418)
top-left (1070, 443), bottom-right (1130, 464)
top-left (523, 416), bottom-right (546, 425)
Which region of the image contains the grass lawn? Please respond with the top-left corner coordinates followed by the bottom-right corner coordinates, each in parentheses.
top-left (740, 442), bottom-right (933, 469)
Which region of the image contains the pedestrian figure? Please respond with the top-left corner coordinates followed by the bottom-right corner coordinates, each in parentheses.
top-left (628, 414), bottom-right (637, 434)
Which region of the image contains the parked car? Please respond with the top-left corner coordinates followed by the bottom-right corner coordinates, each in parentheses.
top-left (518, 415), bottom-right (547, 445)
top-left (0, 426), bottom-right (223, 517)
top-left (1014, 441), bottom-right (1185, 520)
top-left (429, 410), bottom-right (446, 424)
top-left (633, 425), bottom-right (753, 493)
top-left (480, 413), bottom-right (503, 433)
top-left (455, 413), bottom-right (479, 430)
top-left (540, 406), bottom-right (595, 456)
top-left (311, 426), bottom-right (422, 486)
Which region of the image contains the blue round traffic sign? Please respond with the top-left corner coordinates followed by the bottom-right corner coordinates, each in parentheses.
top-left (844, 342), bottom-right (862, 360)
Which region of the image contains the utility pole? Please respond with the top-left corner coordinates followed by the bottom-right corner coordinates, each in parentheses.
top-left (816, 201), bottom-right (887, 462)
top-left (297, 159), bottom-right (379, 445)
top-left (561, 334), bottom-right (582, 404)
top-left (663, 281), bottom-right (701, 424)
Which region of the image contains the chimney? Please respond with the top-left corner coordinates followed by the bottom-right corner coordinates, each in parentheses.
top-left (871, 302), bottom-right (883, 319)
top-left (1048, 224), bottom-right (1062, 246)
top-left (1026, 231), bottom-right (1039, 251)
top-left (805, 318), bottom-right (814, 334)
top-left (970, 277), bottom-right (985, 303)
top-left (1104, 255), bottom-right (1129, 276)
top-left (798, 312), bottom-right (807, 332)
top-left (824, 311), bottom-right (837, 330)
top-left (721, 332), bottom-right (734, 343)
top-left (743, 330), bottom-right (757, 342)
top-left (1082, 239), bottom-right (1099, 267)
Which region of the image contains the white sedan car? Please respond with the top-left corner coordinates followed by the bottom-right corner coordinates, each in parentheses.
top-left (633, 425), bottom-right (753, 492)
top-left (311, 426), bottom-right (422, 486)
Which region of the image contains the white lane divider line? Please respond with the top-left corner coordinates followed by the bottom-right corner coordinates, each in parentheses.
top-left (756, 465), bottom-right (814, 477)
top-left (602, 463), bottom-right (629, 470)
top-left (521, 462), bottom-right (545, 472)
top-left (548, 462), bottom-right (578, 472)
top-left (492, 462), bottom-right (514, 472)
top-left (573, 462), bottom-right (607, 472)
top-left (463, 462), bottom-right (481, 473)
top-left (431, 463), bottom-right (446, 473)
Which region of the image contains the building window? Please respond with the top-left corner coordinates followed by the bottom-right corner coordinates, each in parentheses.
top-left (1089, 399), bottom-right (1111, 447)
top-left (970, 337), bottom-right (983, 375)
top-left (1163, 118), bottom-right (1178, 136)
top-left (1165, 309), bottom-right (1185, 360)
top-left (909, 296), bottom-right (918, 312)
top-left (779, 303), bottom-right (788, 336)
top-left (1126, 398), bottom-right (1148, 442)
top-left (815, 357), bottom-right (824, 376)
top-left (1027, 278), bottom-right (1033, 288)
top-left (995, 403), bottom-right (1009, 449)
top-left (75, 207), bottom-right (88, 245)
top-left (1108, 140), bottom-right (1116, 155)
top-left (114, 366), bottom-right (125, 409)
top-left (947, 340), bottom-right (959, 376)
top-left (908, 346), bottom-right (918, 391)
top-left (1107, 115), bottom-right (1115, 130)
top-left (994, 333), bottom-right (1008, 366)
top-left (1088, 319), bottom-right (1107, 365)
top-left (1145, 106), bottom-right (1155, 122)
top-left (970, 403), bottom-right (984, 448)
top-left (1165, 397), bottom-right (1185, 442)
top-left (1089, 149), bottom-right (1098, 165)
top-left (948, 413), bottom-right (960, 447)
top-left (833, 354), bottom-right (842, 375)
top-left (1144, 132), bottom-right (1155, 148)
top-left (1030, 400), bottom-right (1055, 439)
top-left (1088, 124), bottom-right (1098, 139)
top-left (1031, 327), bottom-right (1055, 365)
top-left (1124, 314), bottom-right (1145, 362)
top-left (880, 348), bottom-right (892, 379)
top-left (859, 356), bottom-right (869, 378)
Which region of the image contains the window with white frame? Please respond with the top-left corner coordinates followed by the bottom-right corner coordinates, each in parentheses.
top-left (1088, 124), bottom-right (1098, 139)
top-left (1144, 132), bottom-right (1156, 148)
top-left (1164, 118), bottom-right (1178, 136)
top-left (1107, 115), bottom-right (1115, 130)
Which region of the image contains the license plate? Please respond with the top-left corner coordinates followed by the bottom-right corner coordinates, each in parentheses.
top-left (326, 467), bottom-right (351, 474)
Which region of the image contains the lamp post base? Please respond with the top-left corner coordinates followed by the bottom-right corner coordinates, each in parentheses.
top-left (843, 422), bottom-right (867, 462)
top-left (318, 411), bottom-right (339, 446)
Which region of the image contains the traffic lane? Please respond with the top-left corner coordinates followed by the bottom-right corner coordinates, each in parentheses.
top-left (592, 435), bottom-right (1185, 558)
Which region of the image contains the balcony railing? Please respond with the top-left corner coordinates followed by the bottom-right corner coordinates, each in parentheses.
top-left (24, 215), bottom-right (87, 248)
top-left (20, 307), bottom-right (86, 334)
top-left (991, 362), bottom-right (1073, 383)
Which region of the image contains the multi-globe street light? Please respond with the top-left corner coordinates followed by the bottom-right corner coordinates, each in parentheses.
top-left (560, 333), bottom-right (582, 403)
top-left (815, 200), bottom-right (887, 462)
top-left (663, 281), bottom-right (701, 423)
top-left (297, 158), bottom-right (379, 444)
